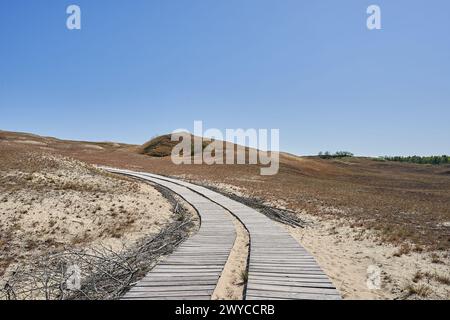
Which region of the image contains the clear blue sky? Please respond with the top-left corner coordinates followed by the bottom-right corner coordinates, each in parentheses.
top-left (1, 0), bottom-right (449, 156)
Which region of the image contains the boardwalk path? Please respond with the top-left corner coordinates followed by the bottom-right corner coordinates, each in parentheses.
top-left (106, 168), bottom-right (341, 300)
top-left (110, 170), bottom-right (236, 300)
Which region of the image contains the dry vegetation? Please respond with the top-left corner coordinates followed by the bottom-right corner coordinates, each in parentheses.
top-left (287, 215), bottom-right (449, 300)
top-left (1, 130), bottom-right (449, 300)
top-left (0, 153), bottom-right (173, 277)
top-left (78, 134), bottom-right (450, 252)
top-left (2, 214), bottom-right (195, 300)
top-left (0, 133), bottom-right (200, 299)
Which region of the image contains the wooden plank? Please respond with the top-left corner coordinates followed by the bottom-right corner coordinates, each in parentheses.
top-left (249, 279), bottom-right (335, 288)
top-left (174, 169), bottom-right (342, 300)
top-left (246, 290), bottom-right (341, 300)
top-left (247, 283), bottom-right (340, 295)
top-left (103, 171), bottom-right (236, 301)
top-left (122, 296), bottom-right (211, 301)
top-left (141, 276), bottom-right (219, 282)
top-left (245, 295), bottom-right (286, 301)
top-left (129, 285), bottom-right (216, 292)
top-left (124, 290), bottom-right (214, 298)
top-left (108, 169), bottom-right (341, 301)
top-left (142, 273), bottom-right (220, 278)
top-left (134, 280), bottom-right (218, 286)
top-left (248, 275), bottom-right (331, 282)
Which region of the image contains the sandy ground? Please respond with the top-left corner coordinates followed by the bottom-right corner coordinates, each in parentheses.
top-left (287, 214), bottom-right (449, 300)
top-left (0, 153), bottom-right (176, 280)
top-left (2, 131), bottom-right (449, 300)
top-left (205, 183), bottom-right (450, 300)
top-left (212, 214), bottom-right (249, 300)
top-left (4, 131), bottom-right (449, 252)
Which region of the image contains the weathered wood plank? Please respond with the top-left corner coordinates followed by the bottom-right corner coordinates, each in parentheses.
top-left (124, 290), bottom-right (215, 298)
top-left (249, 279), bottom-right (335, 288)
top-left (129, 285), bottom-right (216, 292)
top-left (107, 169), bottom-right (341, 301)
top-left (160, 175), bottom-right (341, 301)
top-left (246, 290), bottom-right (341, 300)
top-left (247, 283), bottom-right (340, 295)
top-left (106, 170), bottom-right (236, 301)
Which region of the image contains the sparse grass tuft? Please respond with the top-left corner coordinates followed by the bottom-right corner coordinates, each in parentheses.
top-left (430, 253), bottom-right (443, 264)
top-left (239, 270), bottom-right (248, 284)
top-left (412, 271), bottom-right (423, 283)
top-left (411, 270), bottom-right (450, 288)
top-left (433, 273), bottom-right (450, 285)
top-left (405, 283), bottom-right (432, 298)
top-left (393, 243), bottom-right (412, 257)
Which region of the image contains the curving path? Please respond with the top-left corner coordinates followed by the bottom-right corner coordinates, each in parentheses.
top-left (106, 168), bottom-right (341, 300)
top-left (107, 169), bottom-right (236, 300)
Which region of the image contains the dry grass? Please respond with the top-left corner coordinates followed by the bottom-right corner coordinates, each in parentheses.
top-left (2, 130), bottom-right (449, 251)
top-left (82, 143), bottom-right (450, 250)
top-left (0, 140), bottom-right (180, 282)
top-left (413, 271), bottom-right (450, 286)
top-left (393, 243), bottom-right (412, 257)
top-left (2, 130), bottom-right (450, 300)
top-left (239, 270), bottom-right (249, 284)
top-left (138, 134), bottom-right (180, 157)
top-left (1, 215), bottom-right (195, 300)
top-left (138, 134), bottom-right (211, 157)
top-left (433, 273), bottom-right (450, 285)
top-left (404, 284), bottom-right (432, 298)
top-left (430, 253), bottom-right (444, 264)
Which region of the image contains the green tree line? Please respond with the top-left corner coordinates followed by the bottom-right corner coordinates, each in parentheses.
top-left (381, 155), bottom-right (449, 165)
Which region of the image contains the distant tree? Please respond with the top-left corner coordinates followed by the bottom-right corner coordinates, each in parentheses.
top-left (318, 151), bottom-right (353, 159)
top-left (382, 155), bottom-right (450, 165)
top-left (335, 151), bottom-right (354, 158)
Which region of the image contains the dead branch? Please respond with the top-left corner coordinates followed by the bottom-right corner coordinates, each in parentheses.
top-left (0, 188), bottom-right (195, 300)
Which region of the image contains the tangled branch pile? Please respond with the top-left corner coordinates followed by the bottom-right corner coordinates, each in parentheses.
top-left (1, 184), bottom-right (196, 300)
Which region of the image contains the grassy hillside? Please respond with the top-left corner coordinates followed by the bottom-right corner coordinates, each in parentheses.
top-left (138, 134), bottom-right (212, 157)
top-left (1, 130), bottom-right (450, 251)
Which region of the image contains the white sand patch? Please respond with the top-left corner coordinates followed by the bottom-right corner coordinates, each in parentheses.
top-left (0, 154), bottom-right (176, 280)
top-left (212, 214), bottom-right (249, 300)
top-left (285, 214), bottom-right (450, 300)
top-left (13, 140), bottom-right (47, 146)
top-left (82, 144), bottom-right (104, 150)
top-left (205, 183), bottom-right (450, 300)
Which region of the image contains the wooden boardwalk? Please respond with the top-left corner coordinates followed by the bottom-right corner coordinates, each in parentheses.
top-left (107, 169), bottom-right (236, 300)
top-left (106, 168), bottom-right (341, 300)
